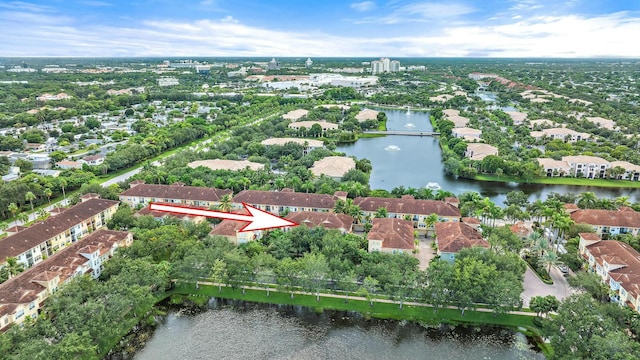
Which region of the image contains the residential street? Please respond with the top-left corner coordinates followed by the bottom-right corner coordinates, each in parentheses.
top-left (4, 166), bottom-right (141, 230)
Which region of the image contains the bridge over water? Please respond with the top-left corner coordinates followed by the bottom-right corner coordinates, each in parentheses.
top-left (363, 130), bottom-right (440, 136)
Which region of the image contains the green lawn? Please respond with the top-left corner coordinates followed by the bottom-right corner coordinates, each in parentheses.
top-left (172, 282), bottom-right (536, 329)
top-left (474, 174), bottom-right (640, 189)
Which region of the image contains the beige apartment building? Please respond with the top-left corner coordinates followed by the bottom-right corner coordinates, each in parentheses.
top-left (0, 196), bottom-right (119, 269)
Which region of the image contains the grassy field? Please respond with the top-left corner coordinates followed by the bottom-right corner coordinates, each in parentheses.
top-left (172, 282), bottom-right (536, 329)
top-left (474, 174), bottom-right (640, 189)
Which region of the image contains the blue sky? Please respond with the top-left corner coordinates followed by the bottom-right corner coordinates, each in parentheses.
top-left (1, 0), bottom-right (639, 57)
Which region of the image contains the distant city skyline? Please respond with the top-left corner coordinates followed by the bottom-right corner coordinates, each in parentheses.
top-left (1, 0), bottom-right (639, 58)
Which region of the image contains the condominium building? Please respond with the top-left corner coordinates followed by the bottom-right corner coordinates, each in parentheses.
top-left (530, 128), bottom-right (591, 143)
top-left (118, 181), bottom-right (232, 208)
top-left (579, 237), bottom-right (640, 312)
top-left (0, 196), bottom-right (120, 269)
top-left (260, 138), bottom-right (324, 155)
top-left (367, 218), bottom-right (414, 254)
top-left (435, 222), bottom-right (489, 262)
top-left (371, 58), bottom-right (400, 75)
top-left (570, 208), bottom-right (640, 237)
top-left (353, 195), bottom-right (461, 232)
top-left (232, 189), bottom-right (341, 215)
top-left (0, 230), bottom-right (132, 331)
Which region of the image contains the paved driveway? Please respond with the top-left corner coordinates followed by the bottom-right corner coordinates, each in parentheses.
top-left (416, 237), bottom-right (436, 270)
top-left (521, 264), bottom-right (572, 307)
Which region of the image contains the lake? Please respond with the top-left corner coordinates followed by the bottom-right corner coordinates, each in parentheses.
top-left (337, 109), bottom-right (640, 205)
top-left (135, 301), bottom-right (543, 360)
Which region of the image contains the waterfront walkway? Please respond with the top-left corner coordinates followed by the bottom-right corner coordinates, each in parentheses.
top-left (364, 130), bottom-right (440, 136)
top-left (193, 281), bottom-right (537, 317)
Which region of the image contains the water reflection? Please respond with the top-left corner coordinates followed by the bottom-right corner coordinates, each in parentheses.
top-left (338, 109), bottom-right (640, 204)
top-left (135, 303), bottom-right (542, 360)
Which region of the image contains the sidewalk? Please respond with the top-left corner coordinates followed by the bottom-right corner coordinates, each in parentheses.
top-left (195, 281), bottom-right (537, 317)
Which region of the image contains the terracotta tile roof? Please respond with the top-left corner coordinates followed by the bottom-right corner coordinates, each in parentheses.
top-left (585, 240), bottom-right (640, 298)
top-left (209, 220), bottom-right (248, 236)
top-left (135, 203), bottom-right (207, 221)
top-left (368, 218), bottom-right (414, 250)
top-left (510, 222), bottom-right (531, 238)
top-left (0, 198), bottom-right (119, 264)
top-left (233, 190), bottom-right (337, 210)
top-left (461, 217), bottom-right (480, 225)
top-left (570, 209), bottom-right (640, 228)
top-left (82, 154), bottom-right (104, 161)
top-left (435, 222), bottom-right (489, 253)
top-left (579, 233), bottom-right (601, 241)
top-left (119, 184), bottom-right (232, 202)
top-left (5, 225), bottom-right (27, 233)
top-left (0, 230), bottom-right (130, 318)
top-left (285, 211), bottom-right (353, 231)
top-left (354, 196), bottom-right (460, 217)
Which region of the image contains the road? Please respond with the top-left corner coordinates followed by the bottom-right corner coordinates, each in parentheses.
top-left (2, 112), bottom-right (282, 232)
top-left (521, 265), bottom-right (572, 307)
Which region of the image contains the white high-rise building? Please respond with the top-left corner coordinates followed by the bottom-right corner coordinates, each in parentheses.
top-left (390, 60), bottom-right (401, 72)
top-left (305, 58), bottom-right (313, 68)
top-left (371, 58), bottom-right (400, 75)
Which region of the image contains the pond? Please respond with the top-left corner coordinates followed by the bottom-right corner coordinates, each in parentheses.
top-left (336, 109), bottom-right (640, 204)
top-left (134, 301), bottom-right (543, 360)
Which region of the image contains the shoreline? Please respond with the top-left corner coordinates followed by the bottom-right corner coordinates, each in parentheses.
top-left (472, 174), bottom-right (640, 189)
top-left (165, 282), bottom-right (551, 356)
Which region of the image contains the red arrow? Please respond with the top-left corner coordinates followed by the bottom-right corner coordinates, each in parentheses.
top-left (148, 202), bottom-right (298, 232)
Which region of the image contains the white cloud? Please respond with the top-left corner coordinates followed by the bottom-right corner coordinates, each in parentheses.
top-left (351, 1), bottom-right (376, 12)
top-left (355, 1), bottom-right (476, 24)
top-left (79, 1), bottom-right (114, 7)
top-left (1, 8), bottom-right (639, 58)
top-left (0, 1), bottom-right (53, 12)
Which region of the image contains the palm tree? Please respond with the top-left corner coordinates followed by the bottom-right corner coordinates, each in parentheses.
top-left (8, 203), bottom-right (18, 219)
top-left (4, 257), bottom-right (25, 279)
top-left (44, 187), bottom-right (52, 204)
top-left (274, 178), bottom-right (286, 190)
top-left (527, 200), bottom-right (545, 224)
top-left (37, 209), bottom-right (49, 221)
top-left (218, 194), bottom-right (232, 212)
top-left (528, 231), bottom-right (548, 256)
top-left (59, 178), bottom-right (67, 200)
top-left (16, 212), bottom-right (29, 225)
top-left (435, 189), bottom-right (454, 200)
top-left (347, 182), bottom-right (367, 198)
top-left (374, 207), bottom-right (388, 218)
top-left (615, 196), bottom-right (631, 209)
top-left (424, 213), bottom-right (439, 237)
top-left (300, 182), bottom-right (315, 194)
top-left (538, 252), bottom-right (562, 275)
top-left (25, 191), bottom-right (36, 212)
top-left (577, 191), bottom-right (598, 209)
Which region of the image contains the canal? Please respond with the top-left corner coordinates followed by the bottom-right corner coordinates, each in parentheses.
top-left (337, 108), bottom-right (640, 204)
top-left (134, 301), bottom-right (543, 360)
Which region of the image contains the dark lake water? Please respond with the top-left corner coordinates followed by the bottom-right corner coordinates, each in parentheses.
top-left (135, 301), bottom-right (543, 360)
top-left (337, 109), bottom-right (640, 205)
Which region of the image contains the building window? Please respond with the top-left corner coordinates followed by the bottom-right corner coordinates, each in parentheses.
top-left (15, 309), bottom-right (24, 319)
top-left (29, 302), bottom-right (35, 310)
